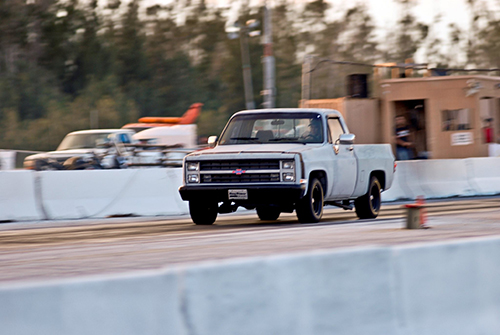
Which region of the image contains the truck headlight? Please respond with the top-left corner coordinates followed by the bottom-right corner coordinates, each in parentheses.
top-left (187, 162), bottom-right (199, 171)
top-left (282, 160), bottom-right (294, 169)
top-left (282, 172), bottom-right (295, 182)
top-left (187, 174), bottom-right (199, 183)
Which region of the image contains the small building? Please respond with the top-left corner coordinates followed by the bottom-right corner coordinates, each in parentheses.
top-left (301, 75), bottom-right (500, 159)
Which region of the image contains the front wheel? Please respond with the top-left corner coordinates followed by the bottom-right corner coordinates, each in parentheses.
top-left (296, 178), bottom-right (324, 223)
top-left (256, 206), bottom-right (281, 221)
top-left (189, 200), bottom-right (218, 225)
top-left (354, 176), bottom-right (381, 219)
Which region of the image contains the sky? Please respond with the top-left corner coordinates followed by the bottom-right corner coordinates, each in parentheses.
top-left (152, 0), bottom-right (500, 33)
top-left (163, 0), bottom-right (500, 36)
top-left (149, 0), bottom-right (500, 62)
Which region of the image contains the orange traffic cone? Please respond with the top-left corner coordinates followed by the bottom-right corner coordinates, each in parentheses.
top-left (416, 195), bottom-right (428, 228)
top-left (404, 196), bottom-right (429, 229)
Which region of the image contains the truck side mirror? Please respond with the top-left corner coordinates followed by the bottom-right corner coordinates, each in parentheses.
top-left (207, 136), bottom-right (218, 148)
top-left (339, 134), bottom-right (355, 145)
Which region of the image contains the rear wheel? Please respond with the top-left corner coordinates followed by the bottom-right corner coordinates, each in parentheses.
top-left (354, 176), bottom-right (381, 219)
top-left (189, 200), bottom-right (218, 225)
top-left (296, 178), bottom-right (324, 223)
top-left (256, 206), bottom-right (281, 221)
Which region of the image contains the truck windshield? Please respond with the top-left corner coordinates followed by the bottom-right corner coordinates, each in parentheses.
top-left (57, 133), bottom-right (116, 150)
top-left (219, 112), bottom-right (324, 145)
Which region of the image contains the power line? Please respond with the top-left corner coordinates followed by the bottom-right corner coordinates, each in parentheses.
top-left (307, 57), bottom-right (500, 74)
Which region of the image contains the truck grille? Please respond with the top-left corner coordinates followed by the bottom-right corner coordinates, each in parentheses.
top-left (200, 159), bottom-right (280, 171)
top-left (201, 173), bottom-right (280, 184)
top-left (198, 159), bottom-right (282, 184)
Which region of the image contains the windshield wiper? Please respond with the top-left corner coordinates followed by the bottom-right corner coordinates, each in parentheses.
top-left (230, 137), bottom-right (262, 143)
top-left (269, 137), bottom-right (306, 144)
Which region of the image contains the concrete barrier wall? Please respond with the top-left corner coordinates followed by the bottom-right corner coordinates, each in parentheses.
top-left (465, 157), bottom-right (500, 195)
top-left (182, 248), bottom-right (397, 335)
top-left (0, 150), bottom-right (16, 170)
top-left (0, 170), bottom-right (41, 221)
top-left (0, 168), bottom-right (188, 221)
top-left (0, 272), bottom-right (184, 335)
top-left (395, 238), bottom-right (500, 334)
top-left (3, 157), bottom-right (500, 221)
top-left (0, 150), bottom-right (46, 169)
top-left (39, 169), bottom-right (187, 220)
top-left (382, 157), bottom-right (500, 201)
top-left (413, 159), bottom-right (475, 198)
top-left (2, 237), bottom-right (500, 335)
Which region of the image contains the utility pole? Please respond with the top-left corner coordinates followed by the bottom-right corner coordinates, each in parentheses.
top-left (262, 4), bottom-right (275, 108)
top-left (239, 24), bottom-right (256, 110)
top-left (301, 54), bottom-right (313, 102)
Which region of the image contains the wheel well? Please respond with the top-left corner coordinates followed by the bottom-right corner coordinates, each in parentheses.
top-left (309, 170), bottom-right (327, 192)
top-left (370, 170), bottom-right (386, 190)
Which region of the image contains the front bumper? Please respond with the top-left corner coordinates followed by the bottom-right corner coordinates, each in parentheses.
top-left (178, 184), bottom-right (305, 204)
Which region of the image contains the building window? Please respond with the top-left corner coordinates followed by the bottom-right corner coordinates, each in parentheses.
top-left (441, 109), bottom-right (472, 131)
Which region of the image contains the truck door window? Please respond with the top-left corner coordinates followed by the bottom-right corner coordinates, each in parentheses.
top-left (328, 118), bottom-right (345, 143)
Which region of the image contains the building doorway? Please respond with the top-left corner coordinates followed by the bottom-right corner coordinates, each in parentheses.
top-left (394, 99), bottom-right (428, 159)
top-left (479, 97), bottom-right (500, 144)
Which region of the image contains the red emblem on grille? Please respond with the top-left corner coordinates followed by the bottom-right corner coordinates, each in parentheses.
top-left (233, 169), bottom-right (246, 175)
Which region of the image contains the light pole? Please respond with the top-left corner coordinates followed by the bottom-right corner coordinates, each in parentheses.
top-left (262, 4), bottom-right (275, 108)
top-left (239, 23), bottom-right (255, 110)
top-left (227, 20), bottom-right (260, 110)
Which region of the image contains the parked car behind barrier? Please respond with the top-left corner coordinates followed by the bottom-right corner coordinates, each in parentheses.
top-left (24, 129), bottom-right (197, 170)
top-left (23, 129), bottom-right (137, 170)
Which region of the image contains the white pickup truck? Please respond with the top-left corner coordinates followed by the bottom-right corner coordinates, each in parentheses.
top-left (179, 108), bottom-right (395, 225)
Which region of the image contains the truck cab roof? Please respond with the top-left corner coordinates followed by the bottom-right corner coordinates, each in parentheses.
top-left (233, 108), bottom-right (343, 118)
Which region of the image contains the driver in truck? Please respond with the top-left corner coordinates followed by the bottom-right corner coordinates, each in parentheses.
top-left (301, 118), bottom-right (323, 142)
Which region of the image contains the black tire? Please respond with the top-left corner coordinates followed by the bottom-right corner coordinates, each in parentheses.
top-left (256, 206), bottom-right (281, 221)
top-left (189, 200), bottom-right (218, 225)
top-left (296, 178), bottom-right (324, 223)
top-left (355, 176), bottom-right (381, 219)
top-left (34, 160), bottom-right (46, 171)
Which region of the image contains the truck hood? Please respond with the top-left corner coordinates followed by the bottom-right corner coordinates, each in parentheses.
top-left (25, 149), bottom-right (103, 161)
top-left (189, 143), bottom-right (320, 157)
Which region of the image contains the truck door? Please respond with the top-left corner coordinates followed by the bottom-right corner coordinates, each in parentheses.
top-left (327, 117), bottom-right (357, 199)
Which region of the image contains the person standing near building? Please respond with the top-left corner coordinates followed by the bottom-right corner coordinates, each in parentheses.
top-left (483, 118), bottom-right (494, 143)
top-left (394, 115), bottom-right (414, 160)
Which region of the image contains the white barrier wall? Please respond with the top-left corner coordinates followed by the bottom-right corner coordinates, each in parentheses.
top-left (0, 272), bottom-right (184, 335)
top-left (1, 237), bottom-right (500, 335)
top-left (0, 150), bottom-right (16, 170)
top-left (465, 157), bottom-right (500, 195)
top-left (0, 170), bottom-right (41, 221)
top-left (39, 169), bottom-right (188, 220)
top-left (382, 157), bottom-right (500, 201)
top-left (413, 159), bottom-right (475, 198)
top-left (182, 249), bottom-right (397, 335)
top-left (100, 168), bottom-right (189, 217)
top-left (2, 157), bottom-right (500, 221)
top-left (395, 238), bottom-right (500, 334)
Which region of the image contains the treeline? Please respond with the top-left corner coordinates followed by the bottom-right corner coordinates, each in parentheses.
top-left (0, 0), bottom-right (499, 150)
